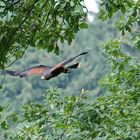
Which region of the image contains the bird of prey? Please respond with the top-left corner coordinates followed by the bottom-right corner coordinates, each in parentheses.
top-left (5, 51), bottom-right (88, 80)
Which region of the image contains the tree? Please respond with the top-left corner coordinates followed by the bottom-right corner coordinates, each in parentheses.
top-left (0, 0), bottom-right (88, 68)
top-left (100, 0), bottom-right (140, 49)
top-left (0, 0), bottom-right (140, 139)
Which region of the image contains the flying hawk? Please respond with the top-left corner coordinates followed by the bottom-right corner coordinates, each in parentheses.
top-left (5, 51), bottom-right (88, 80)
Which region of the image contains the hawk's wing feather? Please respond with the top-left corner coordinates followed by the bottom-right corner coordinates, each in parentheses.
top-left (49, 51), bottom-right (88, 73)
top-left (5, 70), bottom-right (20, 76)
top-left (60, 51), bottom-right (88, 66)
top-left (6, 65), bottom-right (52, 77)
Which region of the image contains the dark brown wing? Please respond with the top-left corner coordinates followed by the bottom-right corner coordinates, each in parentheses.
top-left (6, 65), bottom-right (52, 77)
top-left (59, 51), bottom-right (88, 66)
top-left (43, 51), bottom-right (89, 76)
top-left (48, 51), bottom-right (88, 74)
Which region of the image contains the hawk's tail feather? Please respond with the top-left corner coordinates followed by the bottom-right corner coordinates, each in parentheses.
top-left (67, 63), bottom-right (79, 69)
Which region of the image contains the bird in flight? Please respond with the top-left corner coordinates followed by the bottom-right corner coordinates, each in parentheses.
top-left (5, 51), bottom-right (88, 80)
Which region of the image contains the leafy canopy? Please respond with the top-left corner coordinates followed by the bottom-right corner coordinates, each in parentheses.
top-left (0, 0), bottom-right (140, 140)
top-left (0, 0), bottom-right (88, 68)
top-left (100, 0), bottom-right (140, 49)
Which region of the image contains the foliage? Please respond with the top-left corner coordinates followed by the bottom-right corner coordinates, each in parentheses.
top-left (99, 0), bottom-right (140, 93)
top-left (0, 85), bottom-right (140, 139)
top-left (100, 0), bottom-right (140, 49)
top-left (0, 0), bottom-right (140, 140)
top-left (0, 0), bottom-right (88, 68)
top-left (0, 105), bottom-right (18, 139)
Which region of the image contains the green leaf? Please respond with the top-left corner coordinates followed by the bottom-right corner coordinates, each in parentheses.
top-left (1, 121), bottom-right (9, 130)
top-left (79, 23), bottom-right (88, 29)
top-left (0, 85), bottom-right (2, 89)
top-left (0, 105), bottom-right (4, 112)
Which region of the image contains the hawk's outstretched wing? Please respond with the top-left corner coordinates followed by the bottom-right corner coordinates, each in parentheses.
top-left (6, 65), bottom-right (52, 77)
top-left (59, 51), bottom-right (88, 66)
top-left (43, 51), bottom-right (89, 76)
top-left (48, 51), bottom-right (88, 74)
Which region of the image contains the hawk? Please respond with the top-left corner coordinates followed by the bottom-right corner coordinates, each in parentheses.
top-left (6, 51), bottom-right (88, 80)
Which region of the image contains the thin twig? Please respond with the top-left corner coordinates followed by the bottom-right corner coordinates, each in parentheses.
top-left (5, 59), bottom-right (18, 68)
top-left (38, 0), bottom-right (48, 17)
top-left (0, 71), bottom-right (6, 87)
top-left (44, 1), bottom-right (54, 26)
top-left (55, 117), bottom-right (69, 140)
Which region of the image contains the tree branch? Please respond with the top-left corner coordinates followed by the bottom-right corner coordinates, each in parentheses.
top-left (1, 0), bottom-right (39, 56)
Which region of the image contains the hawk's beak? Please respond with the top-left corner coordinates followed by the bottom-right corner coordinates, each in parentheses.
top-left (41, 76), bottom-right (45, 80)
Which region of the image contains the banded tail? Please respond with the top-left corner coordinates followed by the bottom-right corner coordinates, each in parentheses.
top-left (67, 63), bottom-right (79, 69)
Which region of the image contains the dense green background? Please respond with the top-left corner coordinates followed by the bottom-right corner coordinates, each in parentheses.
top-left (0, 14), bottom-right (119, 110)
top-left (0, 0), bottom-right (140, 139)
